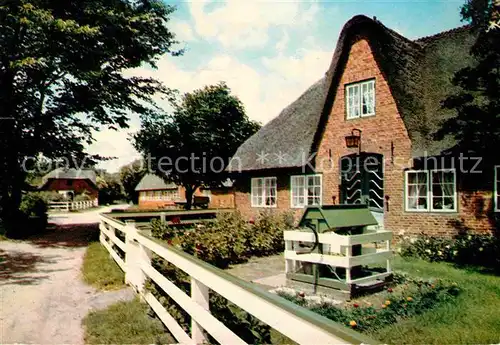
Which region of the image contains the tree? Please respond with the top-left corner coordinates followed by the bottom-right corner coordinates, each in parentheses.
top-left (119, 159), bottom-right (147, 204)
top-left (0, 1), bottom-right (179, 226)
top-left (435, 0), bottom-right (500, 166)
top-left (133, 83), bottom-right (260, 209)
top-left (96, 172), bottom-right (124, 205)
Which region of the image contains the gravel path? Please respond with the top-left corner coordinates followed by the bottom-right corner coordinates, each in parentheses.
top-left (0, 205), bottom-right (134, 345)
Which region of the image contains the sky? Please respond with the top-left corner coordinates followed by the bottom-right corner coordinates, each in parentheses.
top-left (87, 0), bottom-right (465, 172)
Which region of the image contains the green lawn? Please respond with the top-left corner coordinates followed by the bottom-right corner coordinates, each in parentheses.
top-left (370, 257), bottom-right (500, 344)
top-left (81, 242), bottom-right (126, 290)
top-left (83, 298), bottom-right (175, 344)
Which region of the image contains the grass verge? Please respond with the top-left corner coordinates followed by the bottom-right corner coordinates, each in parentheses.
top-left (371, 256), bottom-right (500, 344)
top-left (83, 298), bottom-right (175, 344)
top-left (81, 242), bottom-right (126, 290)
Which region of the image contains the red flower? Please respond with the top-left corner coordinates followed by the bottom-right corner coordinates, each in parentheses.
top-left (353, 303), bottom-right (359, 308)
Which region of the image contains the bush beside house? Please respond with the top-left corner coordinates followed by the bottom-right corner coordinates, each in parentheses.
top-left (151, 211), bottom-right (292, 268)
top-left (400, 233), bottom-right (500, 271)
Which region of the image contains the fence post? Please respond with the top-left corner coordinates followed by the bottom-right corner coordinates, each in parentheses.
top-left (125, 220), bottom-right (151, 292)
top-left (285, 238), bottom-right (295, 274)
top-left (191, 277), bottom-right (209, 344)
top-left (99, 219), bottom-right (106, 245)
top-left (66, 202), bottom-right (70, 212)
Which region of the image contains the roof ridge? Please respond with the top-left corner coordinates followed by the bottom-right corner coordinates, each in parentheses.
top-left (413, 24), bottom-right (472, 44)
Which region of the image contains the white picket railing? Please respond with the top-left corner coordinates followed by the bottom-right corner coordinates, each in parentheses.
top-left (48, 199), bottom-right (98, 212)
top-left (284, 229), bottom-right (392, 284)
top-left (99, 214), bottom-right (374, 345)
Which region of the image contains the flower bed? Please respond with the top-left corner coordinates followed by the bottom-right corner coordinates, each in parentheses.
top-left (277, 273), bottom-right (460, 333)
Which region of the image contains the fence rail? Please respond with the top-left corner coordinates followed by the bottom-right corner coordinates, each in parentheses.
top-left (99, 214), bottom-right (374, 345)
top-left (48, 199), bottom-right (98, 212)
top-left (284, 229), bottom-right (392, 284)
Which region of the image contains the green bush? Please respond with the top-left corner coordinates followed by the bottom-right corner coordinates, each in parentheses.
top-left (400, 233), bottom-right (500, 271)
top-left (20, 192), bottom-right (48, 218)
top-left (74, 191), bottom-right (93, 201)
top-left (7, 192), bottom-right (49, 237)
top-left (147, 211), bottom-right (293, 343)
top-left (151, 211), bottom-right (293, 269)
top-left (278, 274), bottom-right (460, 333)
top-left (38, 190), bottom-right (65, 202)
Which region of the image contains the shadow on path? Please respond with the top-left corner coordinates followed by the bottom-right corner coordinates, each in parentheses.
top-left (29, 223), bottom-right (100, 248)
top-left (0, 250), bottom-right (63, 286)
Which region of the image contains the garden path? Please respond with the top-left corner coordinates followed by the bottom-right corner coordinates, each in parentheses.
top-left (0, 205), bottom-right (133, 345)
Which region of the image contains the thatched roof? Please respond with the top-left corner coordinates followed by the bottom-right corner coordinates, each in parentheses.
top-left (42, 168), bottom-right (97, 184)
top-left (135, 174), bottom-right (177, 191)
top-left (229, 15), bottom-right (477, 172)
top-left (228, 78), bottom-right (327, 171)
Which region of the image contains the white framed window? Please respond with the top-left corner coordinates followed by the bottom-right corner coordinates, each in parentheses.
top-left (495, 166), bottom-right (500, 212)
top-left (154, 190), bottom-right (162, 200)
top-left (251, 177), bottom-right (277, 207)
top-left (346, 80), bottom-right (375, 119)
top-left (291, 175), bottom-right (322, 208)
top-left (405, 169), bottom-right (457, 212)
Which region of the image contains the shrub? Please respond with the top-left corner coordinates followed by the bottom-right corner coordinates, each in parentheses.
top-left (146, 211), bottom-right (293, 343)
top-left (38, 191), bottom-right (65, 202)
top-left (10, 192), bottom-right (49, 237)
top-left (74, 191), bottom-right (93, 201)
top-left (20, 192), bottom-right (48, 219)
top-left (400, 235), bottom-right (454, 262)
top-left (400, 233), bottom-right (500, 271)
top-left (151, 211), bottom-right (292, 269)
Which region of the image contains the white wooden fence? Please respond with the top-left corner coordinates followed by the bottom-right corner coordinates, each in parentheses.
top-left (48, 199), bottom-right (98, 212)
top-left (99, 214), bottom-right (374, 345)
top-left (284, 229), bottom-right (392, 284)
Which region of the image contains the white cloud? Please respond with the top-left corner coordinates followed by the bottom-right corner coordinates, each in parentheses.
top-left (88, 1), bottom-right (329, 172)
top-left (275, 30), bottom-right (289, 53)
top-left (170, 19), bottom-right (196, 42)
top-left (188, 1), bottom-right (318, 49)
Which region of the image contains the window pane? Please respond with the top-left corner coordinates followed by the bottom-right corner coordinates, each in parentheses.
top-left (251, 178), bottom-right (264, 207)
top-left (361, 81), bottom-right (375, 116)
top-left (265, 178), bottom-right (277, 206)
top-left (406, 171), bottom-right (428, 210)
top-left (346, 85), bottom-right (360, 119)
top-left (431, 170), bottom-right (456, 211)
top-left (291, 176), bottom-right (305, 207)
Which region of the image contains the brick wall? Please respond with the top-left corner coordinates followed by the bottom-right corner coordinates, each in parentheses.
top-left (43, 179), bottom-right (98, 199)
top-left (315, 37), bottom-right (496, 238)
top-left (234, 175), bottom-right (303, 220)
top-left (207, 188), bottom-right (235, 209)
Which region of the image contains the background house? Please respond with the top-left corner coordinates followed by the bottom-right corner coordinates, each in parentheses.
top-left (135, 174), bottom-right (183, 209)
top-left (136, 174), bottom-right (236, 209)
top-left (40, 168), bottom-right (98, 202)
top-left (228, 15), bottom-right (496, 238)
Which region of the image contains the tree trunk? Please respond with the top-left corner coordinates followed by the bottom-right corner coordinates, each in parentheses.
top-left (184, 185), bottom-right (195, 210)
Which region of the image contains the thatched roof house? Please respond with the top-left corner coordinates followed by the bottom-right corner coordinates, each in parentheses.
top-left (228, 15), bottom-right (497, 238)
top-left (228, 15), bottom-right (476, 172)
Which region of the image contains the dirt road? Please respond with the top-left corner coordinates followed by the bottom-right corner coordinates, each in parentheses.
top-left (0, 205), bottom-right (133, 344)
